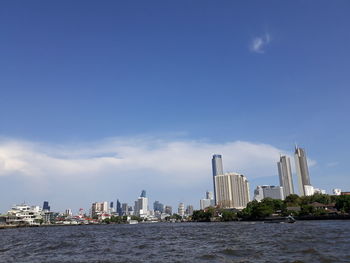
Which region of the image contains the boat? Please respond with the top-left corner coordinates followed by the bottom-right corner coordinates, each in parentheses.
top-left (264, 215), bottom-right (296, 223)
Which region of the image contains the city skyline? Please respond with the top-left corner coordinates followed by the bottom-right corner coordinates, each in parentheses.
top-left (1, 1), bottom-right (350, 212)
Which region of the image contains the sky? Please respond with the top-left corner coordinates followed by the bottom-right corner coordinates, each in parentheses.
top-left (0, 1), bottom-right (350, 213)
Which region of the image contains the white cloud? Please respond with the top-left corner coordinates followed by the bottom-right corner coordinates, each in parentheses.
top-left (250, 33), bottom-right (271, 53)
top-left (0, 137), bottom-right (285, 181)
top-left (0, 136), bottom-right (314, 211)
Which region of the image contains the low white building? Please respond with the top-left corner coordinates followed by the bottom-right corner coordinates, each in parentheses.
top-left (313, 188), bottom-right (326, 194)
top-left (333, 189), bottom-right (342, 196)
top-left (6, 204), bottom-right (43, 225)
top-left (304, 185), bottom-right (314, 196)
top-left (254, 185), bottom-right (284, 201)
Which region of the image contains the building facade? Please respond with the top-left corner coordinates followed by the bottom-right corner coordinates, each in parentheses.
top-left (212, 154), bottom-right (224, 205)
top-left (277, 155), bottom-right (294, 198)
top-left (178, 203), bottom-right (185, 217)
top-left (294, 147), bottom-right (312, 196)
top-left (254, 185), bottom-right (284, 201)
top-left (215, 172), bottom-right (250, 209)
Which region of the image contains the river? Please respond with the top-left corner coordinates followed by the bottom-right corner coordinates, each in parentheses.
top-left (0, 220), bottom-right (349, 262)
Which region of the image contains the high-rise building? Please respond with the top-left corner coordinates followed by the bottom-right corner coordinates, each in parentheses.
top-left (122, 203), bottom-right (128, 215)
top-left (116, 199), bottom-right (122, 216)
top-left (140, 190), bottom-right (146, 198)
top-left (65, 208), bottom-right (73, 217)
top-left (200, 191), bottom-right (215, 210)
top-left (153, 201), bottom-right (164, 213)
top-left (254, 185), bottom-right (284, 201)
top-left (42, 201), bottom-right (50, 211)
top-left (215, 172), bottom-right (250, 209)
top-left (277, 156), bottom-right (294, 198)
top-left (212, 154), bottom-right (224, 205)
top-left (91, 201), bottom-right (109, 218)
top-left (186, 205), bottom-right (194, 216)
top-left (178, 203), bottom-right (185, 217)
top-left (135, 197), bottom-right (148, 217)
top-left (164, 205), bottom-right (172, 215)
top-left (294, 146), bottom-right (312, 196)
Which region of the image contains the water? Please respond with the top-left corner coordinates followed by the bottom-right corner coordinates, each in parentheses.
top-left (0, 221), bottom-right (349, 263)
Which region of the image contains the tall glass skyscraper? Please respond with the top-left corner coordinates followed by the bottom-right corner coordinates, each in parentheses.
top-left (277, 156), bottom-right (294, 198)
top-left (212, 154), bottom-right (224, 205)
top-left (294, 146), bottom-right (311, 196)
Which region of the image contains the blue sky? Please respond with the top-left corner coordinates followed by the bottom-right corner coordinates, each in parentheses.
top-left (0, 1), bottom-right (350, 213)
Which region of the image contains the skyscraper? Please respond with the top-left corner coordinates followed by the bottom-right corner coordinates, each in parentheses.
top-left (178, 203), bottom-right (185, 217)
top-left (42, 201), bottom-right (50, 211)
top-left (215, 172), bottom-right (250, 209)
top-left (294, 146), bottom-right (312, 196)
top-left (140, 190), bottom-right (146, 198)
top-left (212, 154), bottom-right (224, 205)
top-left (277, 155), bottom-right (294, 198)
top-left (116, 199), bottom-right (122, 216)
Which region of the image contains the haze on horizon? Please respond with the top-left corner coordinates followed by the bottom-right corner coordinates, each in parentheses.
top-left (0, 1), bottom-right (349, 213)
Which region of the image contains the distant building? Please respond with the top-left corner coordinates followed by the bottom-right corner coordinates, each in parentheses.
top-left (122, 203), bottom-right (128, 215)
top-left (341, 192), bottom-right (350, 196)
top-left (200, 191), bottom-right (215, 210)
top-left (65, 209), bottom-right (73, 217)
top-left (140, 190), bottom-right (146, 198)
top-left (277, 156), bottom-right (294, 198)
top-left (304, 185), bottom-right (315, 196)
top-left (295, 146), bottom-right (312, 196)
top-left (91, 201), bottom-right (109, 218)
top-left (333, 189), bottom-right (341, 196)
top-left (186, 205), bottom-right (193, 216)
top-left (153, 201), bottom-right (164, 213)
top-left (6, 204), bottom-right (42, 225)
top-left (116, 199), bottom-right (122, 216)
top-left (313, 188), bottom-right (326, 194)
top-left (134, 196), bottom-right (148, 217)
top-left (212, 154), bottom-right (224, 205)
top-left (42, 201), bottom-right (50, 211)
top-left (165, 205), bottom-right (172, 215)
top-left (178, 203), bottom-right (185, 216)
top-left (254, 185), bottom-right (284, 201)
top-left (215, 172), bottom-right (250, 209)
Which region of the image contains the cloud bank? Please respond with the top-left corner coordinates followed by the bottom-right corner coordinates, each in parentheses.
top-left (0, 136), bottom-right (309, 212)
top-left (250, 33), bottom-right (271, 53)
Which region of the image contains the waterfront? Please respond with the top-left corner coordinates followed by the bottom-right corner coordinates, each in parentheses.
top-left (0, 221), bottom-right (349, 263)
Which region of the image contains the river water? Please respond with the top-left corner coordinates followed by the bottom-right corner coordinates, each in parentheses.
top-left (0, 220), bottom-right (349, 263)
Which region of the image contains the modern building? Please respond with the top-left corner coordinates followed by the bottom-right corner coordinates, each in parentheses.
top-left (200, 191), bottom-right (215, 210)
top-left (116, 199), bottom-right (122, 216)
top-left (42, 201), bottom-right (50, 211)
top-left (65, 209), bottom-right (73, 217)
top-left (140, 190), bottom-right (146, 198)
top-left (215, 172), bottom-right (250, 209)
top-left (178, 203), bottom-right (185, 217)
top-left (277, 156), bottom-right (294, 198)
top-left (295, 146), bottom-right (312, 196)
top-left (91, 201), bottom-right (109, 218)
top-left (134, 197), bottom-right (148, 217)
top-left (6, 204), bottom-right (43, 225)
top-left (164, 205), bottom-right (172, 215)
top-left (212, 154), bottom-right (224, 205)
top-left (254, 185), bottom-right (284, 201)
top-left (186, 205), bottom-right (194, 216)
top-left (121, 203), bottom-right (129, 215)
top-left (153, 201), bottom-right (164, 213)
top-left (333, 189), bottom-right (342, 196)
top-left (314, 188), bottom-right (326, 194)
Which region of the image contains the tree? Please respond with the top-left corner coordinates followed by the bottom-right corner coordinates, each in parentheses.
top-left (335, 195), bottom-right (350, 213)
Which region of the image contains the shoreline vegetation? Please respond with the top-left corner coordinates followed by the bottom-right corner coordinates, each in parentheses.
top-left (192, 193), bottom-right (350, 222)
top-left (1, 194), bottom-right (350, 230)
